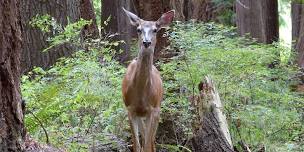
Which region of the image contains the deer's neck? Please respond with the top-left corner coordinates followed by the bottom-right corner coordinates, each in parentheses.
top-left (135, 48), bottom-right (154, 87)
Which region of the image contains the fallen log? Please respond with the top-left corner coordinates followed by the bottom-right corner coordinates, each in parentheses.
top-left (189, 76), bottom-right (234, 152)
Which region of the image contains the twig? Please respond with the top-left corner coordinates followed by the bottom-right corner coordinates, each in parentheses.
top-left (85, 108), bottom-right (98, 135)
top-left (182, 49), bottom-right (195, 98)
top-left (236, 0), bottom-right (249, 9)
top-left (29, 110), bottom-right (50, 145)
top-left (234, 121), bottom-right (252, 152)
top-left (157, 143), bottom-right (192, 152)
top-left (267, 121), bottom-right (297, 137)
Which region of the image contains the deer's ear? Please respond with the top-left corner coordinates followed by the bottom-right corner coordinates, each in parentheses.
top-left (156, 10), bottom-right (175, 28)
top-left (122, 7), bottom-right (141, 26)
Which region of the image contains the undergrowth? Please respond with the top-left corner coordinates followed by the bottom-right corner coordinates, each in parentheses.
top-left (22, 18), bottom-right (304, 152)
top-left (162, 22), bottom-right (304, 152)
top-left (22, 16), bottom-right (129, 151)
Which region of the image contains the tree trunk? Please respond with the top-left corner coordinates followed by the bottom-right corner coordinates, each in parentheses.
top-left (236, 0), bottom-right (279, 44)
top-left (0, 0), bottom-right (24, 151)
top-left (292, 2), bottom-right (304, 68)
top-left (21, 0), bottom-right (81, 73)
top-left (80, 0), bottom-right (99, 39)
top-left (169, 0), bottom-right (185, 21)
top-left (189, 77), bottom-right (234, 152)
top-left (102, 0), bottom-right (131, 63)
top-left (184, 0), bottom-right (213, 21)
top-left (168, 0), bottom-right (215, 22)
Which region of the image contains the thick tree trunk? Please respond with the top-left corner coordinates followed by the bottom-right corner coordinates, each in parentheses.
top-left (168, 0), bottom-right (214, 21)
top-left (292, 2), bottom-right (304, 68)
top-left (236, 0), bottom-right (279, 44)
top-left (184, 0), bottom-right (213, 21)
top-left (102, 0), bottom-right (131, 63)
top-left (169, 0), bottom-right (185, 21)
top-left (189, 77), bottom-right (234, 152)
top-left (80, 0), bottom-right (99, 39)
top-left (0, 0), bottom-right (24, 151)
top-left (292, 3), bottom-right (303, 43)
top-left (171, 0), bottom-right (234, 23)
top-left (21, 0), bottom-right (81, 73)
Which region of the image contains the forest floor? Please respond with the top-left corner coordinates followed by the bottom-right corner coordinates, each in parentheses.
top-left (22, 22), bottom-right (304, 152)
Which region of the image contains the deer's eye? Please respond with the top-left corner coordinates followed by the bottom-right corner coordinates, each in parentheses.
top-left (137, 29), bottom-right (142, 33)
top-left (153, 29), bottom-right (157, 33)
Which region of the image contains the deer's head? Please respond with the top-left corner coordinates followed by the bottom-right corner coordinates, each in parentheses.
top-left (122, 8), bottom-right (175, 53)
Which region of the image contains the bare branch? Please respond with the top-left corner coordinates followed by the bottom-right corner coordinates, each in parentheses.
top-left (236, 0), bottom-right (249, 9)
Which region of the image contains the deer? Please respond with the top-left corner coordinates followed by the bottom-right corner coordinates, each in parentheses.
top-left (121, 8), bottom-right (175, 152)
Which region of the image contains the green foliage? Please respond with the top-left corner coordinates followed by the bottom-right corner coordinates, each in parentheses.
top-left (30, 14), bottom-right (60, 33)
top-left (23, 13), bottom-right (128, 151)
top-left (22, 49), bottom-right (127, 150)
top-left (162, 22), bottom-right (304, 151)
top-left (44, 19), bottom-right (91, 51)
top-left (93, 0), bottom-right (102, 25)
top-left (292, 0), bottom-right (304, 3)
top-left (279, 0), bottom-right (290, 27)
top-left (30, 14), bottom-right (91, 52)
top-left (211, 0), bottom-right (235, 25)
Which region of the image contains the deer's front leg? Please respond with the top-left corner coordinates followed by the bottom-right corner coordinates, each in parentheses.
top-left (144, 108), bottom-right (160, 152)
top-left (138, 117), bottom-right (146, 146)
top-left (128, 113), bottom-right (142, 152)
top-left (151, 108), bottom-right (160, 151)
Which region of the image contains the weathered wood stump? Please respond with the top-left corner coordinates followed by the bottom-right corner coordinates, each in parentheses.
top-left (189, 76), bottom-right (234, 152)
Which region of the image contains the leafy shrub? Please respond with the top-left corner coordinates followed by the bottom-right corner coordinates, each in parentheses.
top-left (211, 0), bottom-right (235, 25)
top-left (93, 0), bottom-right (102, 25)
top-left (22, 49), bottom-right (128, 150)
top-left (161, 21), bottom-right (304, 151)
top-left (23, 15), bottom-right (128, 151)
top-left (30, 15), bottom-right (92, 52)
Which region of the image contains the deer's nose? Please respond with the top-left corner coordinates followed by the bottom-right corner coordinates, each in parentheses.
top-left (143, 41), bottom-right (151, 48)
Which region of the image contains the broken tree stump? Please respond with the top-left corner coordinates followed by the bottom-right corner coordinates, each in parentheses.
top-left (189, 76), bottom-right (234, 152)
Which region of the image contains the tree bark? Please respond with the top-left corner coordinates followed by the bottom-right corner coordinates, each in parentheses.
top-left (102, 0), bottom-right (131, 63)
top-left (236, 0), bottom-right (279, 44)
top-left (189, 77), bottom-right (234, 152)
top-left (171, 0), bottom-right (233, 23)
top-left (80, 0), bottom-right (99, 39)
top-left (0, 0), bottom-right (24, 151)
top-left (21, 0), bottom-right (81, 73)
top-left (169, 0), bottom-right (185, 21)
top-left (292, 2), bottom-right (304, 68)
top-left (184, 0), bottom-right (213, 21)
